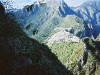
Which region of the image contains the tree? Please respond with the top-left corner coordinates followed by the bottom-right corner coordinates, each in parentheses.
top-left (0, 1), bottom-right (5, 14)
top-left (1, 0), bottom-right (13, 9)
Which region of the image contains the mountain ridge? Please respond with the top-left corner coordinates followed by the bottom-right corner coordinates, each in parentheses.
top-left (14, 0), bottom-right (82, 42)
top-left (74, 1), bottom-right (100, 32)
top-left (0, 3), bottom-right (73, 75)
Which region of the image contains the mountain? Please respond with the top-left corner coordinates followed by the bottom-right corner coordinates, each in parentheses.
top-left (0, 3), bottom-right (73, 75)
top-left (47, 15), bottom-right (85, 45)
top-left (74, 1), bottom-right (100, 36)
top-left (13, 1), bottom-right (100, 41)
top-left (1, 1), bottom-right (100, 75)
top-left (13, 0), bottom-right (86, 43)
top-left (48, 1), bottom-right (100, 75)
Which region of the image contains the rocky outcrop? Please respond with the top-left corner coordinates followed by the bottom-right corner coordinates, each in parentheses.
top-left (47, 27), bottom-right (80, 46)
top-left (81, 44), bottom-right (88, 66)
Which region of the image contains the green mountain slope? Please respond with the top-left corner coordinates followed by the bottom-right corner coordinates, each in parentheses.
top-left (14, 1), bottom-right (77, 42)
top-left (0, 3), bottom-right (73, 75)
top-left (46, 15), bottom-right (85, 45)
top-left (50, 37), bottom-right (100, 75)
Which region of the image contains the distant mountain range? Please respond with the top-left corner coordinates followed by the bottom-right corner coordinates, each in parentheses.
top-left (13, 0), bottom-right (100, 42)
top-left (13, 0), bottom-right (82, 42)
top-left (75, 1), bottom-right (100, 28)
top-left (74, 1), bottom-right (100, 37)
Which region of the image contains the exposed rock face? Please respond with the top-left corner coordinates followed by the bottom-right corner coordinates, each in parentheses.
top-left (81, 44), bottom-right (88, 66)
top-left (74, 1), bottom-right (100, 32)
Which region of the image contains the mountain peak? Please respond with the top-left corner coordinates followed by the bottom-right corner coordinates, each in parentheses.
top-left (40, 0), bottom-right (66, 6)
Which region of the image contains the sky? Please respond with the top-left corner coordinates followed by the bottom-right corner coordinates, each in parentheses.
top-left (0, 0), bottom-right (96, 9)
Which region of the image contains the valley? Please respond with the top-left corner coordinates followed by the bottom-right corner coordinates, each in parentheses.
top-left (1, 0), bottom-right (100, 75)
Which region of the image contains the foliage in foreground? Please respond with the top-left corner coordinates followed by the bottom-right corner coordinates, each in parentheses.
top-left (0, 3), bottom-right (73, 75)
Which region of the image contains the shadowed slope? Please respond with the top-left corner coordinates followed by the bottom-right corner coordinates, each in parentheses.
top-left (0, 3), bottom-right (73, 75)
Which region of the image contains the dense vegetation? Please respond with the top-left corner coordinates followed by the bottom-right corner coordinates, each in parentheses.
top-left (50, 37), bottom-right (100, 75)
top-left (50, 41), bottom-right (84, 75)
top-left (50, 15), bottom-right (85, 37)
top-left (0, 3), bottom-right (73, 75)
